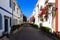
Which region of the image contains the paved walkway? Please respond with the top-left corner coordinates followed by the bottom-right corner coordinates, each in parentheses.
top-left (9, 24), bottom-right (58, 40)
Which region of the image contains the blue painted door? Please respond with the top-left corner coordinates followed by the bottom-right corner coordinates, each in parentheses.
top-left (0, 14), bottom-right (2, 30)
top-left (4, 18), bottom-right (8, 32)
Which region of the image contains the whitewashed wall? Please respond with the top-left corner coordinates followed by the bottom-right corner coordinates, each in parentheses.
top-left (58, 0), bottom-right (60, 32)
top-left (0, 0), bottom-right (12, 14)
top-left (0, 0), bottom-right (12, 36)
top-left (12, 0), bottom-right (23, 25)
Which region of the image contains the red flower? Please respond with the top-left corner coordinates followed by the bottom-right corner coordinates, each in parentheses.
top-left (55, 8), bottom-right (58, 11)
top-left (39, 8), bottom-right (48, 15)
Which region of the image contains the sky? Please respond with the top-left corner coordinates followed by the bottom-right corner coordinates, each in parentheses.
top-left (16, 0), bottom-right (37, 19)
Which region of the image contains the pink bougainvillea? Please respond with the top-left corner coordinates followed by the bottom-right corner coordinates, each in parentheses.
top-left (29, 16), bottom-right (35, 22)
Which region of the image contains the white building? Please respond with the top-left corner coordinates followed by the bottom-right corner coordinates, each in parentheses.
top-left (12, 0), bottom-right (23, 25)
top-left (30, 0), bottom-right (42, 28)
top-left (0, 0), bottom-right (23, 37)
top-left (0, 0), bottom-right (12, 36)
top-left (32, 7), bottom-right (40, 28)
top-left (30, 0), bottom-right (60, 34)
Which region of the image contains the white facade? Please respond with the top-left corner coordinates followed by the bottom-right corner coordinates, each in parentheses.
top-left (33, 0), bottom-right (60, 33)
top-left (30, 0), bottom-right (60, 33)
top-left (12, 0), bottom-right (23, 25)
top-left (0, 0), bottom-right (12, 36)
top-left (32, 7), bottom-right (40, 28)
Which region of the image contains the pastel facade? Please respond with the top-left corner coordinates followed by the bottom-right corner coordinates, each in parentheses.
top-left (0, 0), bottom-right (12, 36)
top-left (12, 0), bottom-right (23, 25)
top-left (54, 0), bottom-right (60, 33)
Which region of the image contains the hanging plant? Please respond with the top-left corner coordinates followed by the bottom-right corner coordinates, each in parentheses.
top-left (52, 10), bottom-right (55, 17)
top-left (38, 13), bottom-right (43, 18)
top-left (38, 14), bottom-right (43, 21)
top-left (40, 8), bottom-right (47, 15)
top-left (45, 0), bottom-right (48, 4)
top-left (45, 3), bottom-right (53, 10)
top-left (44, 4), bottom-right (50, 21)
top-left (44, 13), bottom-right (48, 21)
top-left (52, 7), bottom-right (57, 18)
top-left (38, 6), bottom-right (48, 20)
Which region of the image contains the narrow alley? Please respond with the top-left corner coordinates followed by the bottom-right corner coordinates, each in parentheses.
top-left (0, 0), bottom-right (60, 40)
top-left (9, 23), bottom-right (59, 40)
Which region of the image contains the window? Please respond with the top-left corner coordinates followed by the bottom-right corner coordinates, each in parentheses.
top-left (17, 8), bottom-right (18, 14)
top-left (37, 4), bottom-right (39, 8)
top-left (10, 0), bottom-right (11, 8)
top-left (10, 0), bottom-right (13, 8)
top-left (13, 3), bottom-right (15, 10)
